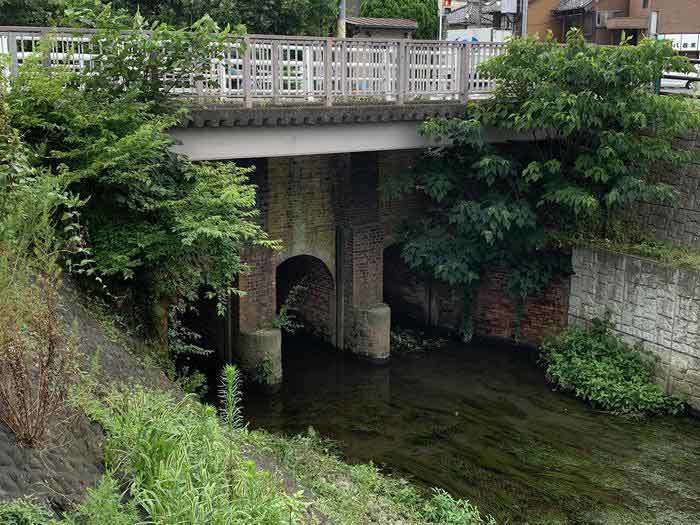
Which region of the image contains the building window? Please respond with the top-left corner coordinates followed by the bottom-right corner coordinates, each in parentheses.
top-left (642, 0), bottom-right (648, 7)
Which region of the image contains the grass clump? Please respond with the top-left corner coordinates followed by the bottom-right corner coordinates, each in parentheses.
top-left (79, 386), bottom-right (306, 524)
top-left (541, 317), bottom-right (686, 416)
top-left (583, 237), bottom-right (700, 273)
top-left (2, 363), bottom-right (495, 524)
top-left (0, 498), bottom-right (56, 525)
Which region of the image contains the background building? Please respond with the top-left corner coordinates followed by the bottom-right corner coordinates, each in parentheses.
top-left (443, 0), bottom-right (700, 53)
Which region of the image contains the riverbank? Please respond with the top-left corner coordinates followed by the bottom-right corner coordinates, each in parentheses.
top-left (0, 281), bottom-right (494, 524)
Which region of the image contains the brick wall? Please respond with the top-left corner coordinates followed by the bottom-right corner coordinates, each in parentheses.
top-left (474, 270), bottom-right (571, 344)
top-left (235, 152), bottom-right (390, 359)
top-left (377, 150), bottom-right (426, 247)
top-left (383, 243), bottom-right (571, 345)
top-left (237, 155), bottom-right (339, 335)
top-left (570, 247), bottom-right (700, 410)
top-left (239, 150), bottom-right (573, 350)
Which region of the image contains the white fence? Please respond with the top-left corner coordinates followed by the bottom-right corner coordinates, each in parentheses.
top-left (0, 27), bottom-right (507, 106)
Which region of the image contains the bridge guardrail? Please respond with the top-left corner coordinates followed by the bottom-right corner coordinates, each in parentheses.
top-left (0, 27), bottom-right (506, 106)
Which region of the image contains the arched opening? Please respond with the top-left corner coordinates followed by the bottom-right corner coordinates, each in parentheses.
top-left (276, 255), bottom-right (336, 345)
top-left (383, 245), bottom-right (467, 334)
top-left (383, 244), bottom-right (431, 327)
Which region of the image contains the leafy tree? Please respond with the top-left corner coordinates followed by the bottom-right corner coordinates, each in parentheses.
top-left (360, 0), bottom-right (438, 39)
top-left (385, 30), bottom-right (700, 338)
top-left (0, 0), bottom-right (338, 36)
top-left (7, 1), bottom-right (275, 347)
top-left (0, 0), bottom-right (64, 25)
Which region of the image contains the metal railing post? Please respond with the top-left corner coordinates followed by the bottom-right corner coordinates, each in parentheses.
top-left (462, 42), bottom-right (472, 103)
top-left (271, 40), bottom-right (280, 105)
top-left (397, 40), bottom-right (407, 105)
top-left (324, 38), bottom-right (333, 107)
top-left (7, 32), bottom-right (18, 77)
top-left (340, 40), bottom-right (347, 98)
top-left (243, 36), bottom-right (252, 108)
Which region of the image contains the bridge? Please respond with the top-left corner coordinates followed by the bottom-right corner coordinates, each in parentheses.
top-left (1, 26), bottom-right (511, 384)
top-left (1, 27), bottom-right (506, 158)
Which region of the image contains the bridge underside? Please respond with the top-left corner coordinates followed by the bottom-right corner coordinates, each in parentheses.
top-left (208, 151), bottom-right (417, 385)
top-left (172, 121), bottom-right (438, 160)
top-left (171, 103), bottom-right (466, 159)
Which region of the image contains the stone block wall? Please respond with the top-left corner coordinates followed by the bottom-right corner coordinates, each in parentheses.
top-left (569, 247), bottom-right (700, 410)
top-left (630, 133), bottom-right (700, 248)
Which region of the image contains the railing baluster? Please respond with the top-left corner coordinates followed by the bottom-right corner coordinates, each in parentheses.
top-left (324, 39), bottom-right (333, 107)
top-left (7, 32), bottom-right (18, 76)
top-left (243, 37), bottom-right (252, 108)
top-left (398, 40), bottom-right (406, 105)
top-left (272, 41), bottom-right (280, 105)
top-left (462, 43), bottom-right (471, 103)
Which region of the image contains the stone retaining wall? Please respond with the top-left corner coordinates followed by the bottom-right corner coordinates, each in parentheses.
top-left (569, 247), bottom-right (700, 410)
top-left (630, 133), bottom-right (700, 248)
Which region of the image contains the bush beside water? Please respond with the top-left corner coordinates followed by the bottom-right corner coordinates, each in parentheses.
top-left (540, 318), bottom-right (686, 416)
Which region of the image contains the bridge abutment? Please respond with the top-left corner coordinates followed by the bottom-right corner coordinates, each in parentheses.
top-left (226, 153), bottom-right (392, 384)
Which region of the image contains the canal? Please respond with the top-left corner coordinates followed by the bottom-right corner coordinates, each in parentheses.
top-left (244, 337), bottom-right (700, 524)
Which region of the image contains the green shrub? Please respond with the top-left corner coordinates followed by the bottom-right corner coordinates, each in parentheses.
top-left (0, 498), bottom-right (55, 525)
top-left (540, 318), bottom-right (686, 415)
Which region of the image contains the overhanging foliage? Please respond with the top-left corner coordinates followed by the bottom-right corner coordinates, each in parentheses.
top-left (385, 31), bottom-right (700, 330)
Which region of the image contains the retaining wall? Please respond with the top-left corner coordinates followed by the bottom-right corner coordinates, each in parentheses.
top-left (569, 247), bottom-right (700, 410)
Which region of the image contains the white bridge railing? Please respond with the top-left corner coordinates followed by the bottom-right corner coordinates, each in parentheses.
top-left (0, 27), bottom-right (506, 106)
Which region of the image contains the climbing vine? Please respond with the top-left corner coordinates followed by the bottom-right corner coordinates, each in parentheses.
top-left (385, 30), bottom-right (700, 337)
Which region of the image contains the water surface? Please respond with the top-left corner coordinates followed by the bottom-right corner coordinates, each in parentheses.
top-left (245, 338), bottom-right (700, 524)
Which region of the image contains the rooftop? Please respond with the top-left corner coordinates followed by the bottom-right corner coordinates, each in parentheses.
top-left (556, 0), bottom-right (593, 12)
top-left (345, 17), bottom-right (418, 31)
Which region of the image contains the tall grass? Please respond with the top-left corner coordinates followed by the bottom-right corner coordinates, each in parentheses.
top-left (80, 388), bottom-right (306, 524)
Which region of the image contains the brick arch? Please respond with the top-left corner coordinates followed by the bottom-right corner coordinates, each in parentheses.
top-left (276, 255), bottom-right (336, 345)
top-left (275, 248), bottom-right (335, 281)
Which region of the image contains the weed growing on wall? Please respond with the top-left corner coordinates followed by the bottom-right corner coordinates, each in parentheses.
top-left (540, 317), bottom-right (686, 416)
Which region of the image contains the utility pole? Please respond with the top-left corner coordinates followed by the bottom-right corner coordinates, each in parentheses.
top-left (438, 0), bottom-right (443, 40)
top-left (338, 0), bottom-right (346, 38)
top-left (521, 0), bottom-right (528, 37)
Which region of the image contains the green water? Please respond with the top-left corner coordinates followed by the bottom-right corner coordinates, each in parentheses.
top-left (244, 339), bottom-right (700, 524)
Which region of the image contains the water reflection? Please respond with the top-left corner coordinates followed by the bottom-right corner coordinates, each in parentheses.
top-left (244, 338), bottom-right (700, 524)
